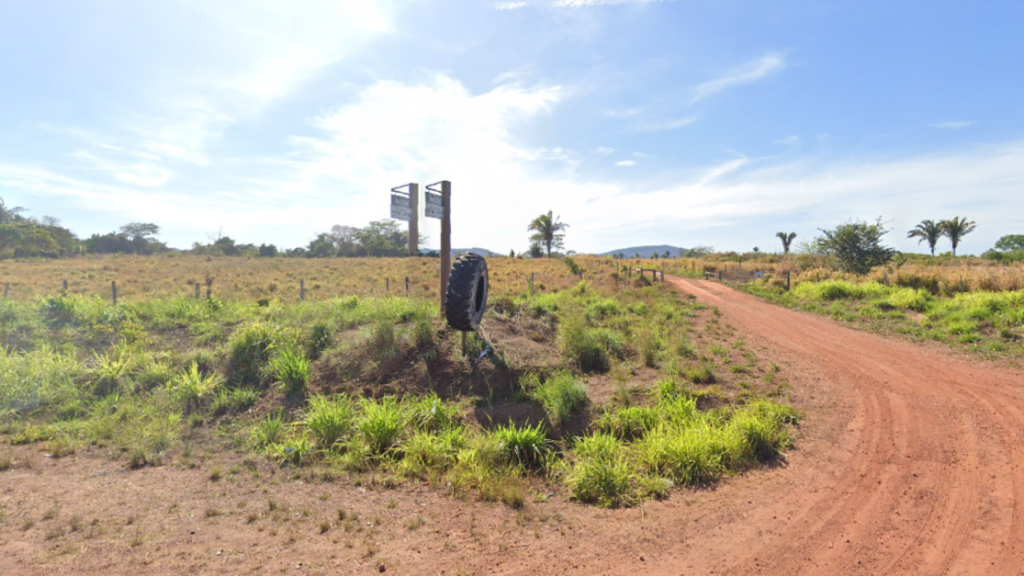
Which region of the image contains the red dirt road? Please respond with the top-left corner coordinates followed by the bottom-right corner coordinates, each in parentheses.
top-left (654, 277), bottom-right (1024, 576)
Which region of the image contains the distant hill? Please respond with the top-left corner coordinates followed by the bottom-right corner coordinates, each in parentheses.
top-left (596, 245), bottom-right (687, 258)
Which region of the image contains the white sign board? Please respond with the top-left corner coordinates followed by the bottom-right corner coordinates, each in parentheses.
top-left (424, 192), bottom-right (443, 219)
top-left (390, 194), bottom-right (412, 221)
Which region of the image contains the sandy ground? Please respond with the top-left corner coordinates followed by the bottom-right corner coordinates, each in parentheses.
top-left (2, 278), bottom-right (1023, 575)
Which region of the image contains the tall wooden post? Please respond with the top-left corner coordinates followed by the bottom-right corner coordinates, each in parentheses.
top-left (300, 279), bottom-right (305, 301)
top-left (440, 181), bottom-right (451, 313)
top-left (111, 281), bottom-right (118, 306)
top-left (408, 183), bottom-right (419, 256)
top-left (195, 283), bottom-right (201, 299)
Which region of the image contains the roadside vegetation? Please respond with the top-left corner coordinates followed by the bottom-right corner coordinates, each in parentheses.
top-left (0, 260), bottom-right (797, 509)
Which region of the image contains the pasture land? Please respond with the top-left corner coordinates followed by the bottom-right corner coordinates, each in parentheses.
top-left (0, 254), bottom-right (796, 541)
top-left (0, 254), bottom-right (623, 304)
top-left (742, 279), bottom-right (1024, 359)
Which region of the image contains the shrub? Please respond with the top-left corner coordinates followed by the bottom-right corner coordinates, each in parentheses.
top-left (491, 422), bottom-right (549, 469)
top-left (400, 428), bottom-right (465, 477)
top-left (228, 322), bottom-right (279, 388)
top-left (403, 394), bottom-right (461, 432)
top-left (358, 397), bottom-right (403, 455)
top-left (269, 347), bottom-right (310, 395)
top-left (168, 362), bottom-right (222, 411)
top-left (250, 412), bottom-right (286, 449)
top-left (884, 287), bottom-right (931, 312)
top-left (564, 454), bottom-right (634, 508)
top-left (594, 405), bottom-right (660, 440)
top-left (304, 322), bottom-right (334, 360)
top-left (210, 387), bottom-right (260, 414)
top-left (366, 320), bottom-right (398, 361)
top-left (558, 316), bottom-right (621, 373)
top-left (684, 363), bottom-right (716, 384)
top-left (635, 326), bottom-right (661, 367)
top-left (635, 424), bottom-right (728, 486)
top-left (305, 395), bottom-right (355, 450)
top-left (532, 372), bottom-right (589, 426)
top-left (571, 432), bottom-right (623, 461)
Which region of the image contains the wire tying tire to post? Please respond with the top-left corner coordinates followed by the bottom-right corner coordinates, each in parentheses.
top-left (445, 253), bottom-right (488, 332)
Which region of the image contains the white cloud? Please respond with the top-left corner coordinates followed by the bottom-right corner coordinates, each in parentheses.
top-left (930, 121), bottom-right (974, 129)
top-left (615, 160), bottom-right (636, 167)
top-left (691, 54), bottom-right (786, 103)
top-left (638, 117), bottom-right (697, 132)
top-left (555, 0), bottom-right (674, 6)
top-left (7, 68), bottom-right (1022, 255)
top-left (495, 2), bottom-right (527, 9)
top-left (596, 146), bottom-right (616, 155)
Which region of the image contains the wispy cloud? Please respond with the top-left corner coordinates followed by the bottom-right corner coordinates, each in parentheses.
top-left (555, 0), bottom-right (674, 6)
top-left (638, 117), bottom-right (697, 132)
top-left (495, 2), bottom-right (527, 10)
top-left (777, 135), bottom-right (801, 145)
top-left (616, 160), bottom-right (636, 167)
top-left (930, 121), bottom-right (974, 129)
top-left (691, 54), bottom-right (786, 103)
top-left (596, 146), bottom-right (616, 155)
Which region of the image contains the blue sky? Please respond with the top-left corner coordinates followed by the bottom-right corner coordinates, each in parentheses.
top-left (1, 0), bottom-right (1021, 255)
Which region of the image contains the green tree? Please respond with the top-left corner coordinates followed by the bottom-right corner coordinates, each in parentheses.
top-left (526, 241), bottom-right (545, 258)
top-left (906, 220), bottom-right (944, 256)
top-left (527, 211), bottom-right (569, 257)
top-left (994, 234), bottom-right (1024, 252)
top-left (940, 216), bottom-right (977, 256)
top-left (775, 232), bottom-right (797, 254)
top-left (0, 198), bottom-right (27, 224)
top-left (816, 218), bottom-right (896, 274)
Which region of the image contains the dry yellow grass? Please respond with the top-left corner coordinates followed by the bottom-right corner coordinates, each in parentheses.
top-left (0, 254), bottom-right (625, 303)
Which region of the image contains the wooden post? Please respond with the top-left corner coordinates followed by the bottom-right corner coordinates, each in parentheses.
top-left (960, 276), bottom-right (965, 292)
top-left (408, 183), bottom-right (419, 256)
top-left (440, 181), bottom-right (452, 312)
top-left (195, 283), bottom-right (201, 299)
top-left (111, 281), bottom-right (117, 306)
top-left (3, 282), bottom-right (9, 299)
top-left (786, 270), bottom-right (791, 291)
top-left (300, 279), bottom-right (305, 301)
top-left (530, 272), bottom-right (535, 295)
top-left (718, 271), bottom-right (722, 281)
top-left (386, 277), bottom-right (390, 293)
top-left (405, 277), bottom-right (410, 296)
top-left (660, 270), bottom-right (664, 282)
top-left (62, 279), bottom-right (68, 292)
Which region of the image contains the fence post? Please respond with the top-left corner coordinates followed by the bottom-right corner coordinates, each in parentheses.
top-left (786, 270), bottom-right (791, 291)
top-left (386, 277), bottom-right (390, 293)
top-left (62, 279), bottom-right (68, 292)
top-left (195, 283), bottom-right (200, 299)
top-left (111, 281), bottom-right (117, 306)
top-left (300, 279), bottom-right (305, 301)
top-left (718, 271), bottom-right (722, 281)
top-left (960, 276), bottom-right (965, 293)
top-left (406, 277), bottom-right (410, 296)
top-left (3, 282), bottom-right (9, 299)
top-left (530, 272), bottom-right (535, 295)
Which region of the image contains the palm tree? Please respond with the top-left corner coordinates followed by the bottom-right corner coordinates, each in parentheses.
top-left (775, 232), bottom-right (797, 254)
top-left (527, 211), bottom-right (569, 257)
top-left (0, 198), bottom-right (26, 224)
top-left (906, 220), bottom-right (943, 256)
top-left (940, 216), bottom-right (977, 256)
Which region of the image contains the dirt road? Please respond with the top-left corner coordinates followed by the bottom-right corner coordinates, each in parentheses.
top-left (647, 277), bottom-right (1024, 576)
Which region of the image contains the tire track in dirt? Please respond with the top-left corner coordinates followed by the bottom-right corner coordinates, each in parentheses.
top-left (659, 277), bottom-right (1024, 576)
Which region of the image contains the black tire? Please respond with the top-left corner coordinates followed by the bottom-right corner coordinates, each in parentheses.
top-left (445, 253), bottom-right (489, 332)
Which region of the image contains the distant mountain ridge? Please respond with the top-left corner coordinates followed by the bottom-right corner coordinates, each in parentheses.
top-left (596, 245), bottom-right (687, 258)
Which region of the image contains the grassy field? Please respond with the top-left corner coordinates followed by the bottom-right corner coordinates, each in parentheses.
top-left (0, 254), bottom-right (627, 303)
top-left (0, 256), bottom-right (797, 509)
top-left (743, 279), bottom-right (1024, 358)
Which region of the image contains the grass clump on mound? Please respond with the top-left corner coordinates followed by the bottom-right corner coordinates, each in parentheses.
top-left (530, 372), bottom-right (589, 426)
top-left (563, 398), bottom-right (798, 508)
